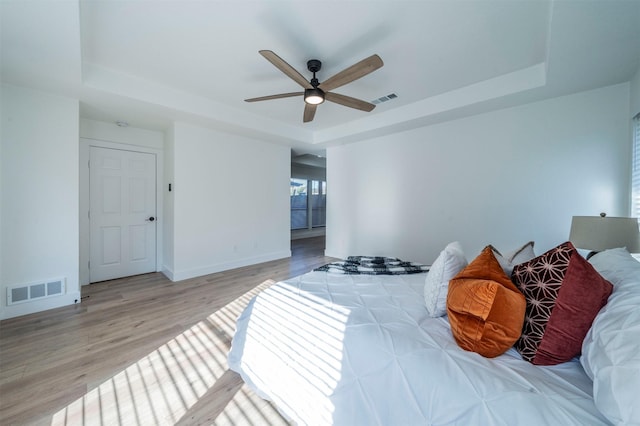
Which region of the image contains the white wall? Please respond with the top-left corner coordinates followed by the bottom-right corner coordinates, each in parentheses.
top-left (326, 83), bottom-right (631, 264)
top-left (0, 84), bottom-right (3, 318)
top-left (629, 67), bottom-right (640, 217)
top-left (1, 84), bottom-right (80, 319)
top-left (166, 122), bottom-right (290, 281)
top-left (80, 119), bottom-right (164, 150)
top-left (163, 124), bottom-right (175, 275)
top-left (631, 66), bottom-right (640, 117)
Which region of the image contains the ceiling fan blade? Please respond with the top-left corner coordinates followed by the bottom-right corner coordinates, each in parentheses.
top-left (259, 50), bottom-right (313, 90)
top-left (245, 92), bottom-right (303, 102)
top-left (318, 54), bottom-right (383, 92)
top-left (303, 103), bottom-right (317, 122)
top-left (325, 92), bottom-right (376, 112)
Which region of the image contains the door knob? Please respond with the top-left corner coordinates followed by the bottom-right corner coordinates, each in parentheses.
top-left (146, 216), bottom-right (155, 222)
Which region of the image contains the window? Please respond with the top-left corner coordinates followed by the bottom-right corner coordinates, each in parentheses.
top-left (311, 180), bottom-right (327, 228)
top-left (290, 178), bottom-right (308, 230)
top-left (290, 179), bottom-right (326, 230)
top-left (633, 114), bottom-right (640, 218)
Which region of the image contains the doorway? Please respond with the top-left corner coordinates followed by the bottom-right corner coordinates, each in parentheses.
top-left (79, 139), bottom-right (166, 286)
top-left (290, 151), bottom-right (326, 241)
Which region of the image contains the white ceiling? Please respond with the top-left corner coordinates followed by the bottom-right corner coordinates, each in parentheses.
top-left (2, 0), bottom-right (639, 153)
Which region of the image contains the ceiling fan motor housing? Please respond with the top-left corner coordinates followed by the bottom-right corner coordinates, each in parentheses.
top-left (307, 59), bottom-right (322, 73)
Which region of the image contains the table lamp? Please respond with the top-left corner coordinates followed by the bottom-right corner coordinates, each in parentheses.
top-left (569, 213), bottom-right (640, 253)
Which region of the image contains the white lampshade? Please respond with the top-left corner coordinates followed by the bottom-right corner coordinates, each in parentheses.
top-left (569, 216), bottom-right (640, 253)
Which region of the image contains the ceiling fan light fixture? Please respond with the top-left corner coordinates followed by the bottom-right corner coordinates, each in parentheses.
top-left (304, 88), bottom-right (325, 105)
top-left (247, 50), bottom-right (383, 122)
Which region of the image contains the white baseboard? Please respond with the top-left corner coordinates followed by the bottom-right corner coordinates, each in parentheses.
top-left (161, 267), bottom-right (175, 281)
top-left (291, 229), bottom-right (326, 240)
top-left (1, 291), bottom-right (81, 320)
top-left (168, 250), bottom-right (292, 282)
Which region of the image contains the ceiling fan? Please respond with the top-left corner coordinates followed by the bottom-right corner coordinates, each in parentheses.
top-left (245, 50), bottom-right (384, 123)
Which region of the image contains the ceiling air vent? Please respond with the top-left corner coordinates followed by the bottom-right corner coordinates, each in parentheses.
top-left (371, 93), bottom-right (398, 105)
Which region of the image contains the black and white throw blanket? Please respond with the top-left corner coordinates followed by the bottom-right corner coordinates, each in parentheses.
top-left (314, 256), bottom-right (429, 275)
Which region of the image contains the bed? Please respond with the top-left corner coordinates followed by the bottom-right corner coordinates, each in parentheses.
top-left (228, 246), bottom-right (640, 425)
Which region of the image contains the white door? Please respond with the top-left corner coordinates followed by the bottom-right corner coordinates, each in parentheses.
top-left (90, 147), bottom-right (157, 282)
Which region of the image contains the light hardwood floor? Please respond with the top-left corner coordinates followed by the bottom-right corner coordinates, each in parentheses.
top-left (0, 237), bottom-right (335, 425)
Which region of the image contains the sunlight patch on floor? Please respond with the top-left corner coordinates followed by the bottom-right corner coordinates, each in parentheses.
top-left (51, 280), bottom-right (276, 425)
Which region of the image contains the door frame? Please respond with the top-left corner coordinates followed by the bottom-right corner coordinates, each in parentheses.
top-left (80, 138), bottom-right (164, 286)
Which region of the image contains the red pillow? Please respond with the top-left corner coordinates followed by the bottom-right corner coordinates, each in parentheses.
top-left (511, 241), bottom-right (613, 365)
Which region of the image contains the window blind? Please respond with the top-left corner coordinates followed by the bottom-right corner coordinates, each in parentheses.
top-left (633, 114), bottom-right (640, 218)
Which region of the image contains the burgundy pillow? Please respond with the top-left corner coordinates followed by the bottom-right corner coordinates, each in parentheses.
top-left (511, 241), bottom-right (613, 365)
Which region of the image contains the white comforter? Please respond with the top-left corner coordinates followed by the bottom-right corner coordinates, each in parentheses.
top-left (228, 271), bottom-right (609, 425)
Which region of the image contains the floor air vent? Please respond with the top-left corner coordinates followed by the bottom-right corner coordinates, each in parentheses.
top-left (7, 278), bottom-right (66, 305)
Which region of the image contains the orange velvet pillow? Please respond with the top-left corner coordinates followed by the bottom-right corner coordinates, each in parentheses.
top-left (446, 246), bottom-right (526, 358)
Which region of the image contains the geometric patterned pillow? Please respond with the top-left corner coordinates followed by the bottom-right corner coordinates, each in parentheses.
top-left (511, 241), bottom-right (613, 365)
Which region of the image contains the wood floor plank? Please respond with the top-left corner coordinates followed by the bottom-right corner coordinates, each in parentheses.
top-left (0, 237), bottom-right (333, 425)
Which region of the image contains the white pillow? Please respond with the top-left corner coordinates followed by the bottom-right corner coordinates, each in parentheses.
top-left (424, 241), bottom-right (467, 317)
top-left (581, 247), bottom-right (640, 425)
top-left (489, 241), bottom-right (535, 276)
top-left (575, 247), bottom-right (593, 259)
